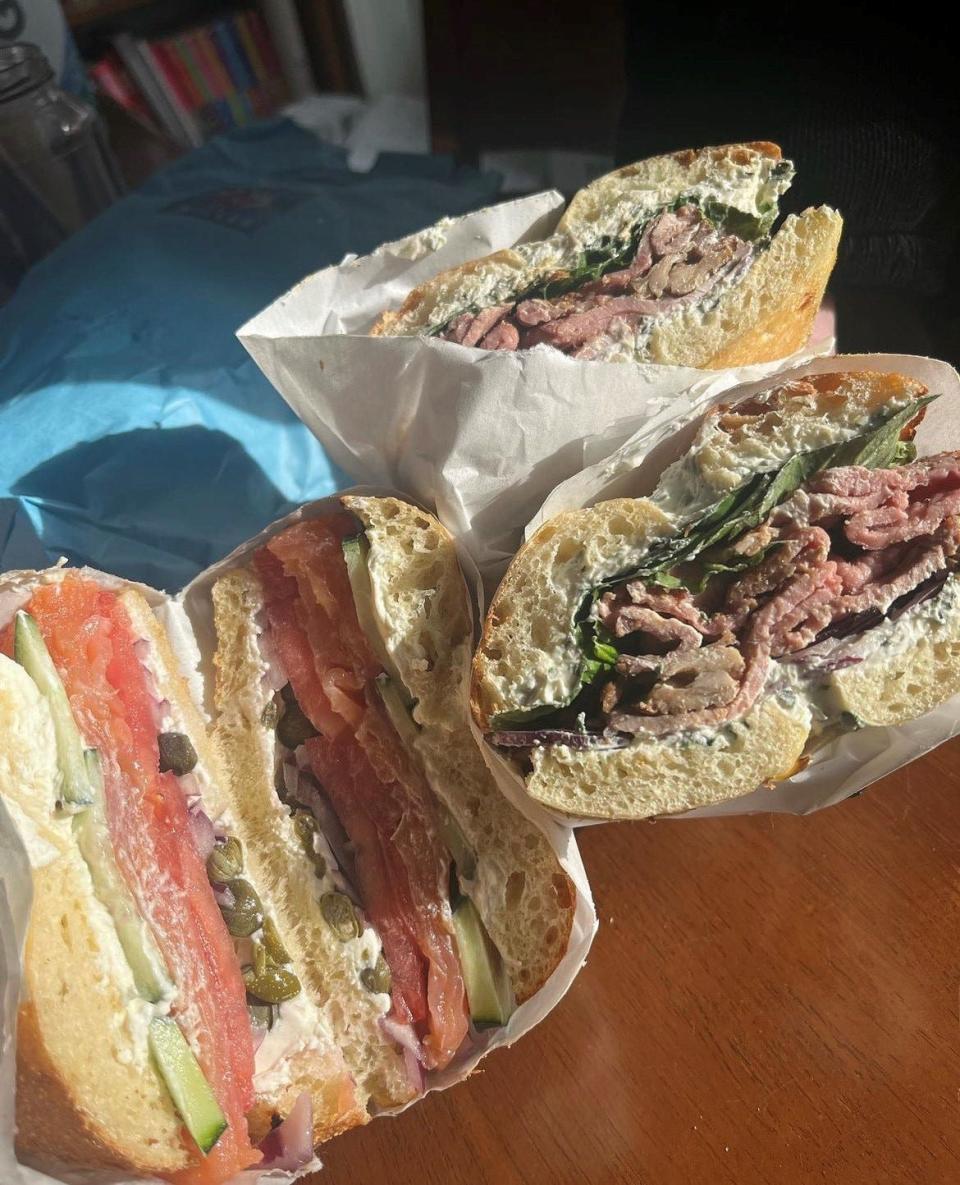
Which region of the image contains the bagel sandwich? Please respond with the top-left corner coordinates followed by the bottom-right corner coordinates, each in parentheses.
top-left (371, 142), bottom-right (842, 368)
top-left (471, 370), bottom-right (960, 820)
top-left (205, 497), bottom-right (576, 1091)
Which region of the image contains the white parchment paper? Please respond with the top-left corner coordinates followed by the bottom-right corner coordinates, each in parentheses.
top-left (237, 194), bottom-right (832, 588)
top-left (0, 495), bottom-right (596, 1183)
top-left (502, 354), bottom-right (960, 823)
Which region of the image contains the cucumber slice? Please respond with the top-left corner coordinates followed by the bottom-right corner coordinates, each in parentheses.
top-left (342, 535), bottom-right (408, 693)
top-left (14, 610), bottom-right (94, 810)
top-left (375, 674), bottom-right (419, 747)
top-left (74, 751), bottom-right (174, 1004)
top-left (148, 1017), bottom-right (227, 1155)
top-left (451, 897), bottom-right (514, 1027)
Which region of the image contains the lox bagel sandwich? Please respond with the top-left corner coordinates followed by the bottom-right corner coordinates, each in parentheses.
top-left (372, 142), bottom-right (842, 368)
top-left (471, 371), bottom-right (960, 820)
top-left (0, 570), bottom-right (319, 1183)
top-left (204, 498), bottom-right (576, 1093)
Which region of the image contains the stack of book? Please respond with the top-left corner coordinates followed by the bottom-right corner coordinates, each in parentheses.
top-left (91, 9), bottom-right (292, 147)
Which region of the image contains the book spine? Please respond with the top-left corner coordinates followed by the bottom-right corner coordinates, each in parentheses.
top-left (90, 53), bottom-right (155, 124)
top-left (112, 33), bottom-right (189, 146)
top-left (140, 40), bottom-right (201, 146)
top-left (212, 18), bottom-right (251, 91)
top-left (145, 41), bottom-right (203, 145)
top-left (234, 10), bottom-right (265, 81)
top-left (193, 25), bottom-right (244, 128)
top-left (211, 19), bottom-right (254, 126)
top-left (177, 32), bottom-right (226, 136)
top-left (164, 36), bottom-right (204, 109)
top-left (248, 8), bottom-right (284, 85)
top-left (260, 0), bottom-right (314, 99)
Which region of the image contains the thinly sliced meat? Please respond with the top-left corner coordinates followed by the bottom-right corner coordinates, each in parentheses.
top-left (846, 487), bottom-right (960, 549)
top-left (602, 603), bottom-right (703, 649)
top-left (479, 320), bottom-right (520, 351)
top-left (649, 205), bottom-right (701, 255)
top-left (589, 455), bottom-right (960, 741)
top-left (514, 299), bottom-right (554, 326)
top-left (255, 519), bottom-right (468, 1071)
top-left (459, 303), bottom-right (512, 348)
top-left (522, 295), bottom-right (662, 351)
top-left (1, 577), bottom-right (258, 1185)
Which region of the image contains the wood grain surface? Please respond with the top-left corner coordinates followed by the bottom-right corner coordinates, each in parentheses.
top-left (315, 737), bottom-right (960, 1185)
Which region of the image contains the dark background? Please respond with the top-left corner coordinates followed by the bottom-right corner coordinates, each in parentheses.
top-left (425, 1), bottom-right (960, 364)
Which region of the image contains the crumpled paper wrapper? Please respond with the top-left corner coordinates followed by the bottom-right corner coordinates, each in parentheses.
top-left (0, 493), bottom-right (596, 1184)
top-left (236, 193), bottom-right (832, 588)
top-left (495, 354), bottom-right (960, 823)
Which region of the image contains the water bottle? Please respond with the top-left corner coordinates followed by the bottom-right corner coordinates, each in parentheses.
top-left (0, 41), bottom-right (123, 298)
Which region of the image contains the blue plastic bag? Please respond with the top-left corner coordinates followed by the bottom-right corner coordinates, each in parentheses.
top-left (0, 120), bottom-right (499, 590)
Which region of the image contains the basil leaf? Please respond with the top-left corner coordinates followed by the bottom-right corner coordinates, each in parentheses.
top-left (832, 395), bottom-right (936, 470)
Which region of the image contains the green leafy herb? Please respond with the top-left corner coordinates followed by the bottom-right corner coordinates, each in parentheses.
top-left (830, 395), bottom-right (935, 470)
top-left (576, 620), bottom-right (619, 684)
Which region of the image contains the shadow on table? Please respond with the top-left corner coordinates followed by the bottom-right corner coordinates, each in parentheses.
top-left (11, 425), bottom-right (295, 591)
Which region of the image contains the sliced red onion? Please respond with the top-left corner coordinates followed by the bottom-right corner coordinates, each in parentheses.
top-left (380, 1016), bottom-right (420, 1057)
top-left (380, 1016), bottom-right (425, 1093)
top-left (257, 1090), bottom-right (314, 1171)
top-left (402, 1045), bottom-right (425, 1094)
top-left (187, 804), bottom-right (216, 863)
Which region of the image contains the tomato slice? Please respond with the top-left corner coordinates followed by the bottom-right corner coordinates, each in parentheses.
top-left (255, 519), bottom-right (469, 1070)
top-left (2, 576), bottom-right (258, 1184)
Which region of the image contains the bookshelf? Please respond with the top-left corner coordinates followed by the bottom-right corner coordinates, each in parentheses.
top-left (66, 0), bottom-right (359, 175)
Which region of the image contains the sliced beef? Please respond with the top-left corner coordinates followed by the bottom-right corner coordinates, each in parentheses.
top-left (438, 204), bottom-right (752, 357)
top-left (592, 452), bottom-right (960, 739)
top-left (479, 320), bottom-right (520, 350)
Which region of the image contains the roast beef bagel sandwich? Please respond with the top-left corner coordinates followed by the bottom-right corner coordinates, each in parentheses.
top-left (204, 498), bottom-right (576, 1082)
top-left (471, 370), bottom-right (960, 820)
top-left (1, 518), bottom-right (576, 1180)
top-left (371, 142), bottom-right (842, 368)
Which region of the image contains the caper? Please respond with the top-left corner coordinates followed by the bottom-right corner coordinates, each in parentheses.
top-left (360, 953), bottom-right (392, 995)
top-left (244, 963), bottom-right (302, 1004)
top-left (262, 916), bottom-right (291, 965)
top-left (158, 732), bottom-right (198, 775)
top-left (320, 892), bottom-right (361, 942)
top-left (277, 685), bottom-right (319, 749)
top-left (292, 810), bottom-right (316, 846)
top-left (260, 700), bottom-right (279, 729)
top-left (206, 836), bottom-right (243, 884)
top-left (292, 810), bottom-right (327, 879)
top-left (220, 878), bottom-right (263, 937)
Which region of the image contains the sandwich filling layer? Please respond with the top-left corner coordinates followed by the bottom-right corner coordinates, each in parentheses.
top-left (252, 515), bottom-right (471, 1073)
top-left (491, 391), bottom-right (957, 751)
top-left (436, 203), bottom-right (758, 359)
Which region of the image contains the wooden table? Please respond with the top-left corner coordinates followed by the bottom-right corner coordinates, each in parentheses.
top-left (317, 737), bottom-right (960, 1184)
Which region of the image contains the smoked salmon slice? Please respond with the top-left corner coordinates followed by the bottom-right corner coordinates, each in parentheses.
top-left (255, 517), bottom-right (469, 1070)
top-left (2, 576), bottom-right (258, 1185)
